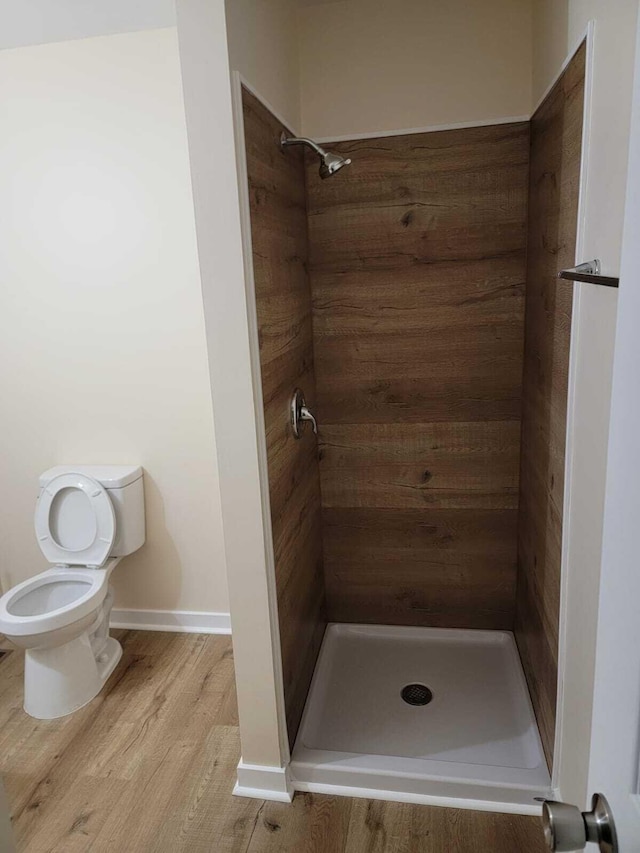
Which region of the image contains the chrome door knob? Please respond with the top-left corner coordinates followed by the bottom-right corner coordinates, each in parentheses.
top-left (290, 388), bottom-right (318, 439)
top-left (542, 794), bottom-right (618, 853)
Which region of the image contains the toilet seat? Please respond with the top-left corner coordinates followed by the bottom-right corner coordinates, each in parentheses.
top-left (34, 472), bottom-right (115, 568)
top-left (0, 567), bottom-right (108, 637)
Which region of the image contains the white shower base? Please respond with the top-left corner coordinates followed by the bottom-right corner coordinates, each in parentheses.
top-left (290, 624), bottom-right (552, 814)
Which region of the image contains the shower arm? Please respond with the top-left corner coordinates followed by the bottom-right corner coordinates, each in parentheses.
top-left (280, 133), bottom-right (327, 158)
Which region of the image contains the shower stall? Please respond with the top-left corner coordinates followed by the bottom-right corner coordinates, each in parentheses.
top-left (236, 38), bottom-right (586, 811)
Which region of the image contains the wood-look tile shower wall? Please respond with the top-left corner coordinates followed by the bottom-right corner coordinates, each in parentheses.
top-left (242, 89), bottom-right (326, 744)
top-left (306, 124), bottom-right (530, 629)
top-left (515, 43), bottom-right (586, 766)
top-left (245, 67), bottom-right (583, 765)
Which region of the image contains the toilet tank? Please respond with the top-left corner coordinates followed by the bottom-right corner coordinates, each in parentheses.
top-left (39, 465), bottom-right (145, 558)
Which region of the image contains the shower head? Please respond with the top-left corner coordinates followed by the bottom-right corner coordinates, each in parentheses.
top-left (318, 150), bottom-right (351, 179)
top-left (280, 132), bottom-right (351, 179)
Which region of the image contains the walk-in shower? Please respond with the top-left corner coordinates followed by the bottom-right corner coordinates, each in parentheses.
top-left (241, 27), bottom-right (586, 808)
top-left (280, 132), bottom-right (351, 179)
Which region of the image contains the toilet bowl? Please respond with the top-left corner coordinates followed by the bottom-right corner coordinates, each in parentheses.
top-left (0, 465), bottom-right (145, 719)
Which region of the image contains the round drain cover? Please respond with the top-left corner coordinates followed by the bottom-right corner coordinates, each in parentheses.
top-left (401, 683), bottom-right (433, 706)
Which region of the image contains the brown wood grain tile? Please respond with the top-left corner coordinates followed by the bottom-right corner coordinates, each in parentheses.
top-left (322, 507), bottom-right (517, 628)
top-left (242, 88), bottom-right (326, 747)
top-left (319, 422), bottom-right (520, 510)
top-left (306, 123), bottom-right (530, 628)
top-left (515, 42), bottom-right (586, 768)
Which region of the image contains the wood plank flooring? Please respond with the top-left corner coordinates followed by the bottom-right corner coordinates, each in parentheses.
top-left (0, 632), bottom-right (546, 852)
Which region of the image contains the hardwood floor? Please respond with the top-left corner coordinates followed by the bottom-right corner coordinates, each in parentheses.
top-left (0, 632), bottom-right (546, 852)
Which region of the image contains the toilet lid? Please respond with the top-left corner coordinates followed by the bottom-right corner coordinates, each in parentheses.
top-left (34, 472), bottom-right (116, 567)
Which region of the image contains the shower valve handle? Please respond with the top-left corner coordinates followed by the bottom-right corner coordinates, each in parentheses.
top-left (291, 389), bottom-right (318, 438)
top-left (300, 405), bottom-right (318, 434)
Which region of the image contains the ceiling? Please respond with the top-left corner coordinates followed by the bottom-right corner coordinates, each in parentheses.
top-left (0, 0), bottom-right (175, 51)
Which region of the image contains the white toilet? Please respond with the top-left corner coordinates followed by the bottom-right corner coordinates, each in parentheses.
top-left (0, 465), bottom-right (145, 720)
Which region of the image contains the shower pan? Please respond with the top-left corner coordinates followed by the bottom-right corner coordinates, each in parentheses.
top-left (290, 625), bottom-right (550, 811)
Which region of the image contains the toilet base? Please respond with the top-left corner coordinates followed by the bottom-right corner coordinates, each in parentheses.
top-left (24, 634), bottom-right (123, 720)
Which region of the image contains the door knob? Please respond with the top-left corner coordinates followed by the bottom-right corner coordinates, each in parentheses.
top-left (542, 794), bottom-right (618, 852)
top-left (290, 388), bottom-right (318, 439)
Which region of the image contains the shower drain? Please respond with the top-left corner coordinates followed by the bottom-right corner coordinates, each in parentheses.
top-left (401, 683), bottom-right (433, 706)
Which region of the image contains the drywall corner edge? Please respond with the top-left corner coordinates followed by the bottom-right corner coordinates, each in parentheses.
top-left (175, 0), bottom-right (286, 771)
top-left (229, 68), bottom-right (292, 766)
top-left (552, 19), bottom-right (596, 797)
top-left (237, 74), bottom-right (300, 137)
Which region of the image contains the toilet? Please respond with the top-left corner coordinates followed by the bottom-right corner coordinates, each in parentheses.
top-left (0, 465), bottom-right (145, 720)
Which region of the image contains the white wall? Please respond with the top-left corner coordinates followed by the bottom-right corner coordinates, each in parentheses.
top-left (224, 0), bottom-right (533, 140)
top-left (299, 0), bottom-right (532, 139)
top-left (176, 0), bottom-right (288, 773)
top-left (531, 0), bottom-right (639, 807)
top-left (587, 16), bottom-right (640, 840)
top-left (225, 0), bottom-right (302, 132)
top-left (0, 28), bottom-right (229, 616)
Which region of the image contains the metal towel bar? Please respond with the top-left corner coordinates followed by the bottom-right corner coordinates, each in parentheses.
top-left (557, 259), bottom-right (619, 288)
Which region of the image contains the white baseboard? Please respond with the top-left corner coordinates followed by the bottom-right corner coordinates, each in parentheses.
top-left (110, 608), bottom-right (231, 635)
top-left (233, 761), bottom-right (294, 803)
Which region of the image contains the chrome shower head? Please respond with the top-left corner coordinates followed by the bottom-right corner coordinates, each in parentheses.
top-left (318, 150), bottom-right (351, 179)
top-left (280, 132), bottom-right (351, 179)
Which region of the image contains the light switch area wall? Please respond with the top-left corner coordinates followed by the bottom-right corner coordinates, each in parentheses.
top-left (0, 27), bottom-right (229, 615)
